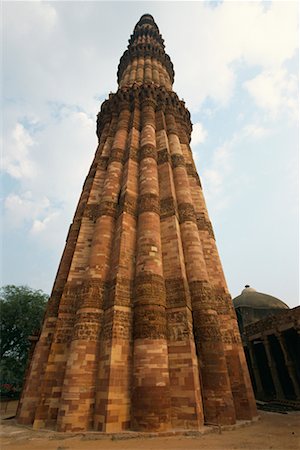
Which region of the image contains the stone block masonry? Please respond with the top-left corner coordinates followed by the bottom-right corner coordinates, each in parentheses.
top-left (17, 13), bottom-right (258, 432)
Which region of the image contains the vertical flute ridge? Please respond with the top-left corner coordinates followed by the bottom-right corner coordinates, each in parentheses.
top-left (18, 14), bottom-right (257, 432)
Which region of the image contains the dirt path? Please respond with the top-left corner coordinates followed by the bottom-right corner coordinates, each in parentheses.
top-left (1, 411), bottom-right (299, 450)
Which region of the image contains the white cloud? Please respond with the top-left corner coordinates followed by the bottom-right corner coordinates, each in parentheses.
top-left (242, 124), bottom-right (271, 139)
top-left (201, 141), bottom-right (233, 208)
top-left (9, 2), bottom-right (57, 36)
top-left (200, 119), bottom-right (272, 211)
top-left (244, 69), bottom-right (298, 120)
top-left (213, 144), bottom-right (232, 171)
top-left (202, 168), bottom-right (222, 192)
top-left (166, 2), bottom-right (298, 111)
top-left (75, 111), bottom-right (94, 129)
top-left (2, 123), bottom-right (37, 179)
top-left (4, 192), bottom-right (51, 228)
top-left (31, 211), bottom-right (60, 234)
top-left (191, 122), bottom-right (208, 146)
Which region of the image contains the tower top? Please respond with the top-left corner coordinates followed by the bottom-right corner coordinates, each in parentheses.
top-left (133, 14), bottom-right (159, 33)
top-left (117, 14), bottom-right (174, 88)
top-left (137, 13), bottom-right (155, 23)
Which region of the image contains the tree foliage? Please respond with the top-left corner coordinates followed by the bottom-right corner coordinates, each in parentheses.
top-left (0, 285), bottom-right (48, 390)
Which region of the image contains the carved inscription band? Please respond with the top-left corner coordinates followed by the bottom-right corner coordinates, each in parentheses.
top-left (83, 195), bottom-right (138, 222)
top-left (186, 163), bottom-right (202, 188)
top-left (83, 199), bottom-right (213, 232)
top-left (171, 153), bottom-right (185, 168)
top-left (160, 197), bottom-right (176, 220)
top-left (167, 309), bottom-right (191, 341)
top-left (118, 193), bottom-right (138, 218)
top-left (134, 273), bottom-right (166, 306)
top-left (138, 193), bottom-right (160, 215)
top-left (165, 277), bottom-right (190, 308)
top-left (178, 202), bottom-right (197, 224)
top-left (133, 304), bottom-right (167, 339)
top-left (157, 148), bottom-right (171, 165)
top-left (97, 85), bottom-right (192, 138)
top-left (193, 310), bottom-right (222, 343)
top-left (196, 212), bottom-right (215, 239)
top-left (84, 202), bottom-right (118, 221)
top-left (189, 280), bottom-right (216, 309)
top-left (139, 145), bottom-right (157, 161)
top-left (73, 311), bottom-right (103, 341)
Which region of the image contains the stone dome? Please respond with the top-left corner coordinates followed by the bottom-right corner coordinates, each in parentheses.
top-left (233, 285), bottom-right (289, 310)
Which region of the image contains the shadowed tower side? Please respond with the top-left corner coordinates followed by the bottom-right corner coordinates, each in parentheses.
top-left (17, 14), bottom-right (257, 432)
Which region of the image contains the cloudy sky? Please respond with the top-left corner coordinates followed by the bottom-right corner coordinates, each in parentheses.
top-left (2, 1), bottom-right (299, 307)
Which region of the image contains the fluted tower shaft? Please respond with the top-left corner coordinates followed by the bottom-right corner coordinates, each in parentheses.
top-left (17, 14), bottom-right (257, 432)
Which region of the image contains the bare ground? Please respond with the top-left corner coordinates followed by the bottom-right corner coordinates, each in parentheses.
top-left (0, 402), bottom-right (299, 450)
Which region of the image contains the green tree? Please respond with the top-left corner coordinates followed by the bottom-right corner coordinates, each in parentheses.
top-left (0, 285), bottom-right (48, 392)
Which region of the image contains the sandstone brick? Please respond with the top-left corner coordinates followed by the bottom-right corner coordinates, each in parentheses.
top-left (17, 13), bottom-right (257, 433)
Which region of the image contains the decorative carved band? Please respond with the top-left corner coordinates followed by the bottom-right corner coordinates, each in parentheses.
top-left (165, 278), bottom-right (190, 308)
top-left (177, 129), bottom-right (190, 145)
top-left (118, 192), bottom-right (138, 218)
top-left (101, 309), bottom-right (132, 341)
top-left (99, 201), bottom-right (118, 218)
top-left (118, 100), bottom-right (131, 113)
top-left (186, 163), bottom-right (202, 187)
top-left (109, 148), bottom-right (124, 164)
top-left (171, 153), bottom-right (185, 168)
top-left (214, 287), bottom-right (235, 317)
top-left (84, 204), bottom-right (101, 222)
top-left (104, 277), bottom-right (133, 309)
top-left (166, 127), bottom-right (178, 135)
top-left (138, 193), bottom-right (160, 215)
top-left (193, 309), bottom-right (222, 343)
top-left (167, 309), bottom-right (192, 341)
top-left (139, 145), bottom-right (157, 161)
top-left (123, 147), bottom-right (138, 163)
top-left (76, 279), bottom-right (107, 310)
top-left (157, 148), bottom-right (171, 165)
top-left (134, 273), bottom-right (166, 306)
top-left (189, 282), bottom-right (235, 328)
top-left (53, 316), bottom-right (76, 344)
top-left (160, 197), bottom-right (176, 220)
top-left (221, 328), bottom-right (241, 344)
top-left (178, 202), bottom-right (196, 224)
top-left (46, 288), bottom-right (63, 318)
top-left (196, 212), bottom-right (215, 239)
top-left (189, 280), bottom-right (216, 310)
top-left (97, 85), bottom-right (192, 140)
top-left (51, 280), bottom-right (99, 343)
top-left (97, 156), bottom-right (109, 170)
top-left (84, 201), bottom-right (118, 222)
top-left (72, 311), bottom-right (103, 341)
top-left (133, 304), bottom-right (167, 339)
top-left (140, 97), bottom-right (157, 110)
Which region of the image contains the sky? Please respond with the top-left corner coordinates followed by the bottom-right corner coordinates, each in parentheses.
top-left (1, 1), bottom-right (299, 307)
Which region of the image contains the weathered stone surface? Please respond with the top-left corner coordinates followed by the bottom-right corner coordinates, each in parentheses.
top-left (18, 13), bottom-right (257, 434)
top-left (138, 193), bottom-right (160, 215)
top-left (160, 197), bottom-right (176, 219)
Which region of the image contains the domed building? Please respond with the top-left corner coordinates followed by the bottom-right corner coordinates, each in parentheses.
top-left (233, 286), bottom-right (300, 403)
top-left (233, 285), bottom-right (289, 338)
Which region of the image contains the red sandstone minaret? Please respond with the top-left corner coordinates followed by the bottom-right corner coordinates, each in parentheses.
top-left (17, 14), bottom-right (257, 432)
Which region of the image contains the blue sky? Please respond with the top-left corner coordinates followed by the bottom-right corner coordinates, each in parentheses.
top-left (1, 1), bottom-right (299, 307)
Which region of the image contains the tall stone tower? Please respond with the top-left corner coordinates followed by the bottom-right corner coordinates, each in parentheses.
top-left (17, 14), bottom-right (257, 433)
